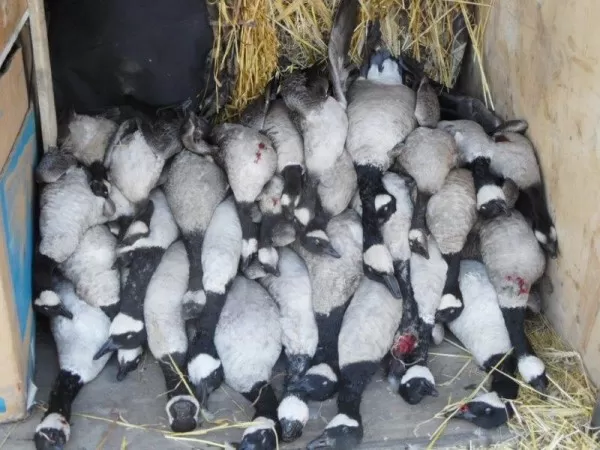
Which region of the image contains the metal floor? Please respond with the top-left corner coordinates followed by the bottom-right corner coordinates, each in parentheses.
top-left (0, 321), bottom-right (511, 450)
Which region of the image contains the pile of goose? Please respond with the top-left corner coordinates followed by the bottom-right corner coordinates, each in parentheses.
top-left (32, 1), bottom-right (558, 449)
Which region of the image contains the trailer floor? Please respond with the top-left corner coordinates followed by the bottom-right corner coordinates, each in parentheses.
top-left (1, 324), bottom-right (511, 449)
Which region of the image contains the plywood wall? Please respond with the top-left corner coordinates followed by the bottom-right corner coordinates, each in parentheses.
top-left (466, 1), bottom-right (600, 385)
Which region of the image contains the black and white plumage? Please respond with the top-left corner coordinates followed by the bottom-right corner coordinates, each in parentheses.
top-left (258, 176), bottom-right (296, 248)
top-left (448, 260), bottom-right (519, 400)
top-left (437, 119), bottom-right (510, 221)
top-left (426, 168), bottom-right (477, 321)
top-left (280, 68), bottom-right (347, 184)
top-left (490, 131), bottom-right (557, 256)
top-left (59, 112), bottom-right (118, 196)
top-left (214, 276), bottom-right (282, 450)
top-left (292, 176), bottom-right (340, 259)
top-left (381, 172), bottom-right (414, 301)
top-left (211, 123), bottom-right (277, 268)
top-left (395, 126), bottom-right (458, 258)
top-left (144, 241), bottom-right (200, 432)
top-left (260, 247), bottom-right (317, 381)
top-left (256, 176), bottom-right (286, 274)
top-left (187, 196), bottom-right (242, 413)
top-left (263, 99), bottom-right (305, 211)
top-left (346, 19), bottom-right (416, 295)
top-left (104, 117), bottom-right (181, 207)
top-left (94, 189), bottom-right (179, 380)
top-left (317, 149), bottom-right (357, 218)
top-left (479, 210), bottom-right (548, 392)
top-left (34, 279), bottom-right (112, 450)
top-left (307, 277), bottom-right (403, 450)
top-left (38, 165), bottom-right (111, 265)
top-left (389, 235), bottom-right (446, 405)
top-left (452, 391), bottom-right (514, 429)
top-left (259, 248), bottom-right (317, 441)
top-left (59, 225), bottom-right (120, 319)
top-left (164, 150), bottom-right (228, 317)
top-left (285, 211), bottom-right (363, 442)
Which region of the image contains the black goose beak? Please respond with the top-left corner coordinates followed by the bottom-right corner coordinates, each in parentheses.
top-left (529, 375), bottom-right (549, 395)
top-left (116, 365), bottom-right (129, 381)
top-left (94, 337), bottom-right (120, 360)
top-left (323, 244), bottom-right (341, 258)
top-left (55, 303), bottom-right (74, 320)
top-left (306, 433), bottom-right (335, 450)
top-left (452, 407), bottom-right (477, 421)
top-left (383, 274), bottom-right (402, 299)
top-left (478, 199), bottom-right (509, 219)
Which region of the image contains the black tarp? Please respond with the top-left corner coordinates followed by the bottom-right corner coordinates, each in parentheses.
top-left (46, 0), bottom-right (213, 117)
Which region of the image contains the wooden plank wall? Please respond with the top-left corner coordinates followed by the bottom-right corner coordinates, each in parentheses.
top-left (463, 1), bottom-right (600, 385)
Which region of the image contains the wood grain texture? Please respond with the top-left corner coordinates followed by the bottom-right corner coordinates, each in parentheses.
top-left (464, 1), bottom-right (600, 385)
top-left (28, 0), bottom-right (57, 151)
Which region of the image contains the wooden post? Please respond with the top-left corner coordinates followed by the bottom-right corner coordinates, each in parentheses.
top-left (28, 0), bottom-right (57, 152)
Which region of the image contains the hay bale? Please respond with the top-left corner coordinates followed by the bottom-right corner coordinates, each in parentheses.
top-left (210, 0), bottom-right (495, 120)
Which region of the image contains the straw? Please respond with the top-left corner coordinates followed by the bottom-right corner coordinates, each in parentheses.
top-left (429, 316), bottom-right (598, 448)
top-left (210, 0), bottom-right (494, 120)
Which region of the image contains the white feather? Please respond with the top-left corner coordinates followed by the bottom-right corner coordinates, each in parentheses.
top-left (411, 236), bottom-right (447, 325)
top-left (518, 355), bottom-right (546, 383)
top-left (477, 184), bottom-right (505, 209)
top-left (363, 244), bottom-right (394, 274)
top-left (259, 248), bottom-right (318, 358)
top-left (39, 167), bottom-right (108, 263)
top-left (302, 98), bottom-right (348, 180)
top-left (35, 413), bottom-right (71, 439)
top-left (51, 280), bottom-right (112, 382)
top-left (382, 173), bottom-right (413, 262)
top-left (325, 414), bottom-right (359, 429)
top-left (448, 260), bottom-right (511, 367)
top-left (338, 278), bottom-right (402, 368)
top-left (202, 197), bottom-right (242, 294)
top-left (144, 241), bottom-right (189, 359)
top-left (60, 225), bottom-right (119, 310)
top-left (188, 353), bottom-right (222, 384)
top-left (215, 277), bottom-right (282, 393)
top-left (401, 365), bottom-right (435, 385)
top-left (117, 190), bottom-right (179, 253)
top-left (277, 395), bottom-right (309, 424)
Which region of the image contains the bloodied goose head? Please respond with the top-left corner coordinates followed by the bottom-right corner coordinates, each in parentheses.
top-left (451, 391), bottom-right (513, 429)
